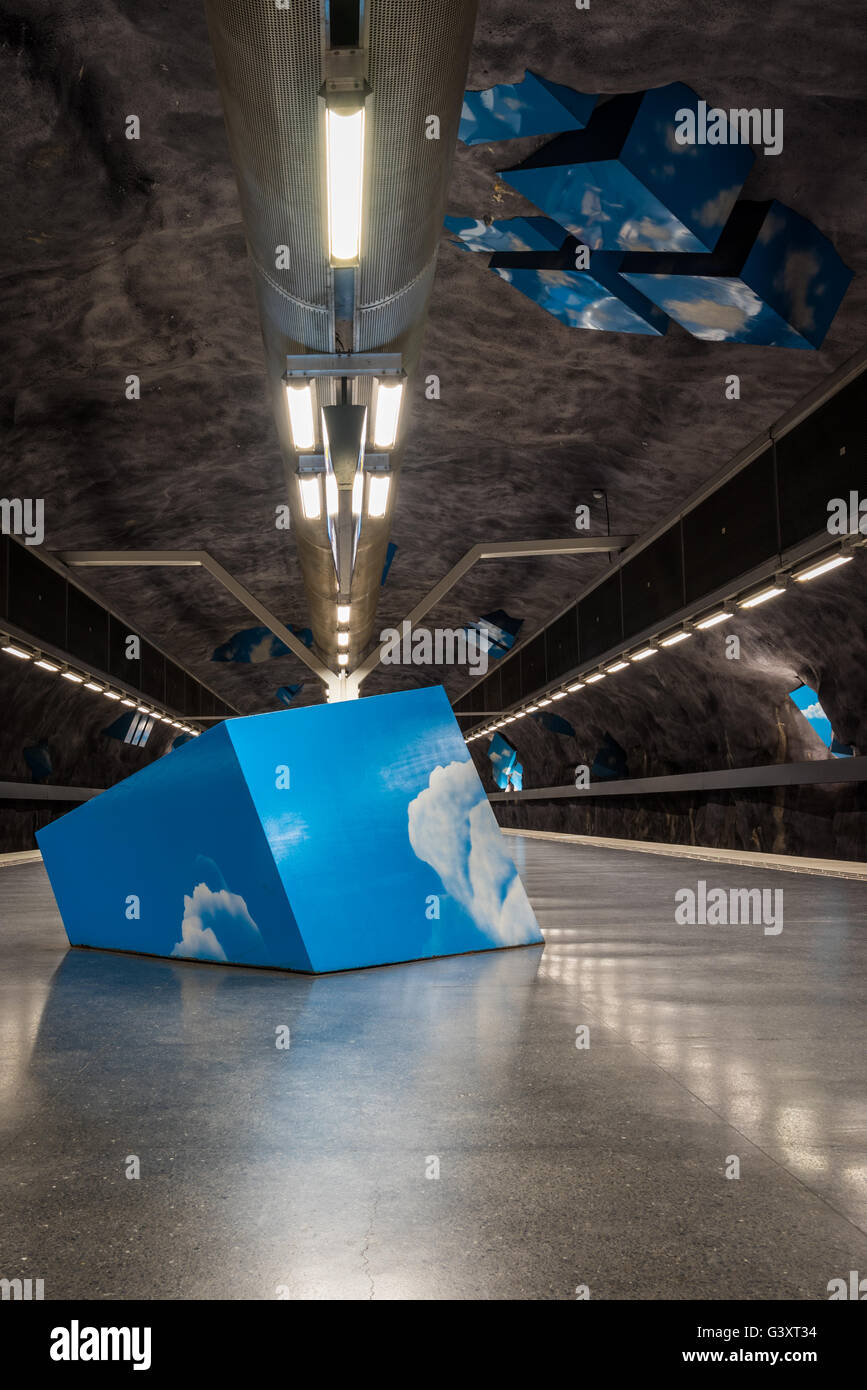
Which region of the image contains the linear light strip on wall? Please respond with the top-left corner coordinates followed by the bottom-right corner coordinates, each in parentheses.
top-left (0, 636), bottom-right (201, 735)
top-left (463, 541), bottom-right (861, 739)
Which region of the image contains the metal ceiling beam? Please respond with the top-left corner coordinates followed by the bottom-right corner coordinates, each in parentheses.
top-left (57, 550), bottom-right (334, 684)
top-left (350, 535), bottom-right (635, 689)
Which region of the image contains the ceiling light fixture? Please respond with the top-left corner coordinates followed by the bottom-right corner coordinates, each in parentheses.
top-left (694, 610), bottom-right (732, 630)
top-left (285, 380), bottom-right (317, 452)
top-left (585, 672), bottom-right (606, 684)
top-left (631, 646), bottom-right (657, 662)
top-left (372, 378), bottom-right (404, 450)
top-left (61, 671), bottom-right (84, 683)
top-left (366, 470), bottom-right (391, 519)
top-left (104, 691), bottom-right (121, 700)
top-left (337, 631), bottom-right (349, 649)
top-left (2, 644), bottom-right (31, 660)
top-left (605, 660), bottom-right (628, 673)
top-left (325, 104), bottom-right (365, 264)
top-left (738, 583), bottom-right (786, 609)
top-left (35, 659), bottom-right (60, 673)
top-left (298, 471), bottom-right (322, 521)
top-left (337, 653), bottom-right (349, 667)
top-left (537, 697), bottom-right (552, 706)
top-left (85, 682), bottom-right (104, 693)
top-left (337, 604), bottom-right (351, 624)
top-left (660, 630), bottom-right (692, 647)
top-left (551, 690), bottom-right (568, 700)
top-left (794, 553), bottom-right (853, 583)
top-left (566, 681), bottom-right (585, 693)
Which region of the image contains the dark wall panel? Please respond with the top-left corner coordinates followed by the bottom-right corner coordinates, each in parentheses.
top-left (107, 615), bottom-right (142, 686)
top-left (7, 545), bottom-right (66, 649)
top-left (0, 536), bottom-right (8, 621)
top-left (578, 571), bottom-right (622, 662)
top-left (778, 374), bottom-right (867, 549)
top-left (165, 660), bottom-right (186, 712)
top-left (683, 450), bottom-right (777, 604)
top-left (140, 641), bottom-right (165, 702)
top-left (622, 526), bottom-right (684, 639)
top-left (520, 631), bottom-right (546, 696)
top-left (545, 605), bottom-right (579, 681)
top-left (66, 584), bottom-right (108, 672)
top-left (499, 650), bottom-right (521, 707)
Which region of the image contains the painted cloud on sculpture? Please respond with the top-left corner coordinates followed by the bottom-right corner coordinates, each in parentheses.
top-left (407, 759), bottom-right (540, 947)
top-left (172, 881), bottom-right (267, 964)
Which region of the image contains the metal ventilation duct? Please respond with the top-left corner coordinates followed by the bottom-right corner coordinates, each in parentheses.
top-left (203, 0), bottom-right (479, 676)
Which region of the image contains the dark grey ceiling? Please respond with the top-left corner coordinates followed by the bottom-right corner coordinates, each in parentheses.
top-left (1, 0), bottom-right (865, 721)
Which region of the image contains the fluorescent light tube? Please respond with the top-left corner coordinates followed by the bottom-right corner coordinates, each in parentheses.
top-left (537, 697), bottom-right (552, 706)
top-left (660, 630), bottom-right (692, 647)
top-left (337, 604), bottom-right (351, 623)
top-left (585, 672), bottom-right (606, 683)
top-left (121, 698), bottom-right (136, 707)
top-left (794, 553), bottom-right (852, 583)
top-left (104, 690), bottom-right (121, 700)
top-left (325, 471), bottom-right (339, 518)
top-left (351, 469), bottom-right (364, 518)
top-left (85, 682), bottom-right (104, 692)
top-left (286, 381), bottom-right (316, 451)
top-left (525, 705), bottom-right (538, 713)
top-left (337, 632), bottom-right (349, 649)
top-left (631, 647), bottom-right (657, 661)
top-left (695, 610), bottom-right (732, 630)
top-left (337, 653), bottom-right (349, 667)
top-left (738, 585), bottom-right (785, 609)
top-left (367, 472), bottom-right (390, 518)
top-left (35, 659), bottom-right (59, 672)
top-left (298, 473), bottom-right (321, 520)
top-left (372, 379), bottom-right (404, 449)
top-left (326, 105), bottom-right (365, 263)
top-left (61, 671), bottom-right (84, 683)
top-left (2, 645), bottom-right (31, 659)
top-left (551, 690), bottom-right (568, 700)
top-left (606, 661), bottom-right (628, 673)
top-left (566, 682), bottom-right (584, 692)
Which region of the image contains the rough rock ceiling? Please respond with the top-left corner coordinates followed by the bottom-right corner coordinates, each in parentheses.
top-left (1, 0), bottom-right (865, 722)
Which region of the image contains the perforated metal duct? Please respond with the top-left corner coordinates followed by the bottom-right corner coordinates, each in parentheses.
top-left (203, 0), bottom-right (479, 672)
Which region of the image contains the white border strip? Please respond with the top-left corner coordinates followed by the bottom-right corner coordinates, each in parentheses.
top-left (501, 827), bottom-right (867, 881)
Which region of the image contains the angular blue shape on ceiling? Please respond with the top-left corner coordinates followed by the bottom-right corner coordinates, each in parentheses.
top-left (459, 69), bottom-right (597, 146)
top-left (788, 685), bottom-right (853, 757)
top-left (381, 541), bottom-right (398, 587)
top-left (101, 709), bottom-right (154, 747)
top-left (465, 609), bottom-right (524, 660)
top-left (490, 240), bottom-right (669, 335)
top-left (487, 732), bottom-right (523, 792)
top-left (211, 623), bottom-right (312, 663)
top-left (533, 711), bottom-right (575, 738)
top-left (499, 83), bottom-right (755, 253)
top-left (37, 687), bottom-right (543, 973)
top-left (620, 200), bottom-right (854, 348)
top-left (277, 683), bottom-right (305, 705)
top-left (444, 215), bottom-right (566, 255)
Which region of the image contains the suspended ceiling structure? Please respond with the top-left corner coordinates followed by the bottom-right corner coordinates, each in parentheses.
top-left (202, 0), bottom-right (479, 685)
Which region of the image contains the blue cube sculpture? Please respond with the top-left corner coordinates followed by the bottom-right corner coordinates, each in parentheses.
top-left (36, 687), bottom-right (543, 973)
top-left (459, 69), bottom-right (597, 146)
top-left (499, 83), bottom-right (755, 253)
top-left (444, 215), bottom-right (567, 255)
top-left (490, 241), bottom-right (669, 335)
top-left (619, 200), bottom-right (854, 348)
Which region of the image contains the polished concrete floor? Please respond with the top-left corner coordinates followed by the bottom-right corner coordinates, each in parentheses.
top-left (0, 838), bottom-right (865, 1300)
